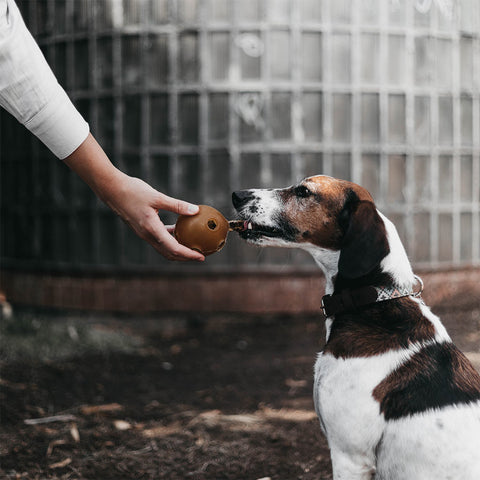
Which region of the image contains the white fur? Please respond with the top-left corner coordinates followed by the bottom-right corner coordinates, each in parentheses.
top-left (242, 189), bottom-right (281, 229)
top-left (237, 188), bottom-right (298, 249)
top-left (415, 298), bottom-right (452, 343)
top-left (304, 246), bottom-right (340, 295)
top-left (378, 212), bottom-right (415, 291)
top-left (376, 402), bottom-right (480, 480)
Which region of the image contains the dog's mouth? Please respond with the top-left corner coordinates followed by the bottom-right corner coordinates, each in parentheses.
top-left (236, 220), bottom-right (284, 239)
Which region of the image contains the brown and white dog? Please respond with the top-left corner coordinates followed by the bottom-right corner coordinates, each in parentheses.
top-left (232, 175), bottom-right (480, 480)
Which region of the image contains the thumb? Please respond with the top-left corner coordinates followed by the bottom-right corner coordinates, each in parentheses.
top-left (154, 193), bottom-right (199, 216)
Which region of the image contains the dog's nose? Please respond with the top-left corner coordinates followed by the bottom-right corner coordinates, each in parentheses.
top-left (232, 190), bottom-right (254, 209)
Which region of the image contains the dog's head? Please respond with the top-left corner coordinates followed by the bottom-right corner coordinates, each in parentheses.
top-left (232, 175), bottom-right (390, 279)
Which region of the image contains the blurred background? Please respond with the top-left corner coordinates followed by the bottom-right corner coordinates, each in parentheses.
top-left (0, 0), bottom-right (479, 313)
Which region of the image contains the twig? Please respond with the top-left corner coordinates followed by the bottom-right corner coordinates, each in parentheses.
top-left (46, 439), bottom-right (67, 457)
top-left (24, 414), bottom-right (77, 425)
top-left (49, 458), bottom-right (72, 469)
top-left (80, 403), bottom-right (123, 415)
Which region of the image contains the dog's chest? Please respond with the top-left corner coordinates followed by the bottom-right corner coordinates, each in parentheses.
top-left (313, 350), bottom-right (408, 445)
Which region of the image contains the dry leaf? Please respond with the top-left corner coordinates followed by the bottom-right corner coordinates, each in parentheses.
top-left (113, 420), bottom-right (131, 431)
top-left (70, 423), bottom-right (80, 443)
top-left (142, 423), bottom-right (182, 438)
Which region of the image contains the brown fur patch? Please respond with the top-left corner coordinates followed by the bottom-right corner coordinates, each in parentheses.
top-left (306, 176), bottom-right (374, 203)
top-left (372, 342), bottom-right (480, 420)
top-left (280, 176), bottom-right (377, 250)
top-left (323, 298), bottom-right (436, 358)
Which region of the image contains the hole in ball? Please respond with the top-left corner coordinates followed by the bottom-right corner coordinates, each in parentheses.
top-left (207, 219), bottom-right (217, 230)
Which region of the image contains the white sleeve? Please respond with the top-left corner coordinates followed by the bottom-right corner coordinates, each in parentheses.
top-left (0, 0), bottom-right (89, 159)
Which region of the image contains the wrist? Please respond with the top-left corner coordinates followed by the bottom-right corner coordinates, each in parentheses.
top-left (64, 133), bottom-right (127, 203)
top-left (91, 166), bottom-right (129, 206)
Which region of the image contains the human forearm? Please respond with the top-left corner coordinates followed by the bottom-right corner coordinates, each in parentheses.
top-left (62, 133), bottom-right (124, 204)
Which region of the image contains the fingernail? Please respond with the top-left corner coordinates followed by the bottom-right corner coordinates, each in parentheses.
top-left (187, 204), bottom-right (199, 214)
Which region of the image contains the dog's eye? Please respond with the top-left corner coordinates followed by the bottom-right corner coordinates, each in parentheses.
top-left (294, 185), bottom-right (311, 198)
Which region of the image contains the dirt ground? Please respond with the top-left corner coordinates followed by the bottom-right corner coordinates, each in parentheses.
top-left (1, 299), bottom-right (479, 480)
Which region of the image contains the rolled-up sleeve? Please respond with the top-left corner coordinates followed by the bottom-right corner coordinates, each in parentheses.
top-left (0, 0), bottom-right (89, 159)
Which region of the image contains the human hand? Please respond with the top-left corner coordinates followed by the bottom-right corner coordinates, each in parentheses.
top-left (104, 174), bottom-right (205, 262)
top-left (63, 133), bottom-right (205, 262)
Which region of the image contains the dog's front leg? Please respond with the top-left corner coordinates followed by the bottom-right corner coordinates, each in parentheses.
top-left (315, 354), bottom-right (389, 480)
top-left (330, 449), bottom-right (376, 480)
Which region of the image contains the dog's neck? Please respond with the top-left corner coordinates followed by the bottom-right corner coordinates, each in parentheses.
top-left (305, 247), bottom-right (340, 295)
top-left (306, 211), bottom-right (415, 296)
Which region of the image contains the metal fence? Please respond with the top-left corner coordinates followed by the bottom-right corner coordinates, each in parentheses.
top-left (1, 0), bottom-right (479, 273)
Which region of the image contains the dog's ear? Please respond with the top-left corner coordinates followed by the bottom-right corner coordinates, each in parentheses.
top-left (338, 198), bottom-right (390, 279)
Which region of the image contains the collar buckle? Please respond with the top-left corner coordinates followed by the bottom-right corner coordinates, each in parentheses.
top-left (412, 274), bottom-right (424, 298)
top-left (320, 295), bottom-right (333, 317)
top-left (321, 295), bottom-right (328, 316)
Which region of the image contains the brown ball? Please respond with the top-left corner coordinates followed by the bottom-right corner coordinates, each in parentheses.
top-left (174, 205), bottom-right (229, 256)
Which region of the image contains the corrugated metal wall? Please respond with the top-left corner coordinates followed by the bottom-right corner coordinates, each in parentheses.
top-left (1, 0), bottom-right (479, 274)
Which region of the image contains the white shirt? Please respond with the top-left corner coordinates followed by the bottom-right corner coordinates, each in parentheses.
top-left (0, 0), bottom-right (89, 159)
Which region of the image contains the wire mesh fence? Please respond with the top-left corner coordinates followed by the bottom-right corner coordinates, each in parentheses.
top-left (1, 0), bottom-right (479, 273)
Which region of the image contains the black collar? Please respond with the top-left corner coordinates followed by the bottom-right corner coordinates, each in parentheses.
top-left (321, 275), bottom-right (424, 317)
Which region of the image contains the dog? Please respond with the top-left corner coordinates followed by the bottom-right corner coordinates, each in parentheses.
top-left (232, 175), bottom-right (480, 480)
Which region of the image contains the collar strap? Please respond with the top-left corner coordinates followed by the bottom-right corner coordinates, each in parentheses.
top-left (321, 275), bottom-right (424, 317)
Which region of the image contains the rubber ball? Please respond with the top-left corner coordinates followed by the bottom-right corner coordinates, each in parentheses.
top-left (174, 205), bottom-right (229, 256)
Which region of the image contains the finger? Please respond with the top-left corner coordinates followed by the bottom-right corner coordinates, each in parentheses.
top-left (165, 225), bottom-right (175, 234)
top-left (148, 222), bottom-right (205, 262)
top-left (160, 237), bottom-right (205, 262)
top-left (154, 193), bottom-right (199, 216)
top-left (152, 232), bottom-right (204, 261)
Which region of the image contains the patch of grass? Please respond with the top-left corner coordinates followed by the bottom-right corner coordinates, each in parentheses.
top-left (0, 310), bottom-right (142, 362)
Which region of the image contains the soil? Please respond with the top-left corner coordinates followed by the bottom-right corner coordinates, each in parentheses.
top-left (1, 300), bottom-right (479, 480)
